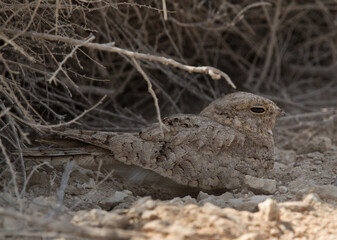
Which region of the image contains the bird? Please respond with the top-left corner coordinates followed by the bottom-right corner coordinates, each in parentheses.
top-left (24, 92), bottom-right (283, 197)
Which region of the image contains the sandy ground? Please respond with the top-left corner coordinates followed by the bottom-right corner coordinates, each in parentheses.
top-left (1, 123), bottom-right (337, 239)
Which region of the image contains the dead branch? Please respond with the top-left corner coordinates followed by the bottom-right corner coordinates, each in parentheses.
top-left (0, 28), bottom-right (236, 88)
top-left (131, 57), bottom-right (168, 137)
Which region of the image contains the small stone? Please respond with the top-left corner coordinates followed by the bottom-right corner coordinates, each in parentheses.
top-left (141, 210), bottom-right (158, 220)
top-left (296, 184), bottom-right (337, 201)
top-left (331, 178), bottom-right (337, 186)
top-left (236, 232), bottom-right (265, 240)
top-left (201, 202), bottom-right (223, 216)
top-left (278, 186), bottom-right (288, 194)
top-left (279, 201), bottom-right (311, 212)
top-left (169, 224), bottom-right (195, 236)
top-left (107, 190), bottom-right (129, 204)
top-left (197, 192), bottom-right (235, 208)
top-left (142, 220), bottom-right (170, 232)
top-left (244, 175), bottom-right (277, 194)
top-left (303, 193), bottom-right (321, 204)
top-left (71, 209), bottom-right (129, 228)
top-left (307, 184), bottom-right (337, 201)
top-left (297, 136), bottom-right (332, 154)
top-left (258, 198), bottom-right (280, 221)
top-left (197, 191), bottom-right (210, 201)
top-left (228, 195), bottom-right (271, 212)
top-left (274, 148), bottom-right (296, 165)
top-left (181, 195), bottom-right (197, 204)
top-left (82, 178), bottom-right (96, 189)
top-left (128, 197), bottom-right (156, 216)
top-left (102, 213), bottom-right (129, 228)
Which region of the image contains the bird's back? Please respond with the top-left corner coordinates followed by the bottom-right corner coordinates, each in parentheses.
top-left (46, 114), bottom-right (269, 191)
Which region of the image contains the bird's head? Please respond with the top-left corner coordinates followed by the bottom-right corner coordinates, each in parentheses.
top-left (200, 92), bottom-right (283, 136)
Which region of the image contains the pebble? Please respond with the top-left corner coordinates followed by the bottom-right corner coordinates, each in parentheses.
top-left (244, 175), bottom-right (277, 194)
top-left (296, 184), bottom-right (337, 202)
top-left (303, 193), bottom-right (321, 204)
top-left (279, 201), bottom-right (311, 212)
top-left (278, 186), bottom-right (288, 194)
top-left (274, 148), bottom-right (296, 165)
top-left (297, 136), bottom-right (332, 154)
top-left (228, 195), bottom-right (271, 212)
top-left (236, 232), bottom-right (265, 240)
top-left (258, 198), bottom-right (280, 221)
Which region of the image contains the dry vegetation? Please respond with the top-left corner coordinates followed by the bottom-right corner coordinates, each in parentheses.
top-left (0, 0), bottom-right (337, 239)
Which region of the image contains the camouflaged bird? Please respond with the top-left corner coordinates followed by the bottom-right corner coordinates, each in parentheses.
top-left (25, 92), bottom-right (283, 195)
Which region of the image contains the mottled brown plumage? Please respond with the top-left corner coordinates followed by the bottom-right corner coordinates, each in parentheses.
top-left (25, 92), bottom-right (282, 194)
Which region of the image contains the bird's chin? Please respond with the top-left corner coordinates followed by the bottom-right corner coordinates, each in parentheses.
top-left (268, 130), bottom-right (273, 136)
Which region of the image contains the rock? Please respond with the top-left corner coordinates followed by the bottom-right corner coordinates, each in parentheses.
top-left (201, 202), bottom-right (224, 216)
top-left (142, 219), bottom-right (170, 232)
top-left (197, 191), bottom-right (234, 208)
top-left (244, 175), bottom-right (277, 194)
top-left (279, 201), bottom-right (311, 212)
top-left (128, 197), bottom-right (157, 217)
top-left (196, 191), bottom-right (270, 211)
top-left (303, 193), bottom-right (321, 204)
top-left (330, 178), bottom-right (337, 186)
top-left (288, 176), bottom-right (313, 195)
top-left (236, 232), bottom-right (265, 240)
top-left (108, 190), bottom-right (130, 203)
top-left (80, 189), bottom-right (132, 210)
top-left (168, 195), bottom-right (197, 205)
top-left (29, 196), bottom-right (69, 215)
top-left (228, 195), bottom-right (271, 212)
top-left (297, 136), bottom-right (332, 154)
top-left (297, 184), bottom-right (337, 201)
top-left (278, 186), bottom-right (288, 194)
top-left (258, 199), bottom-right (280, 221)
top-left (72, 209), bottom-right (129, 228)
top-left (197, 191), bottom-right (210, 201)
top-left (274, 148), bottom-right (296, 165)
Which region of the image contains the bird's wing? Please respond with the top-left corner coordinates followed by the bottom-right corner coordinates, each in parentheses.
top-left (140, 114), bottom-right (245, 151)
top-left (130, 114), bottom-right (246, 189)
top-left (45, 115), bottom-right (246, 189)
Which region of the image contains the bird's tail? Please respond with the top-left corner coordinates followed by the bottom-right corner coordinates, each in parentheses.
top-left (22, 137), bottom-right (114, 170)
top-left (47, 128), bottom-right (133, 151)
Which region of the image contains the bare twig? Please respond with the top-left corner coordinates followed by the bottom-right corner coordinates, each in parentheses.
top-left (0, 28), bottom-right (236, 88)
top-left (57, 161), bottom-right (74, 205)
top-left (0, 0), bottom-right (41, 62)
top-left (161, 0), bottom-right (167, 20)
top-left (21, 162), bottom-right (51, 198)
top-left (0, 33), bottom-right (35, 62)
top-left (0, 138), bottom-right (23, 211)
top-left (256, 0), bottom-right (281, 89)
top-left (10, 95), bottom-right (107, 130)
top-left (47, 35), bottom-right (95, 84)
top-left (132, 57), bottom-right (168, 137)
top-left (49, 160), bottom-right (75, 218)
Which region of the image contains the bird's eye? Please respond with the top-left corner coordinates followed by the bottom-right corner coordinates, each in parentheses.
top-left (250, 106), bottom-right (266, 114)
